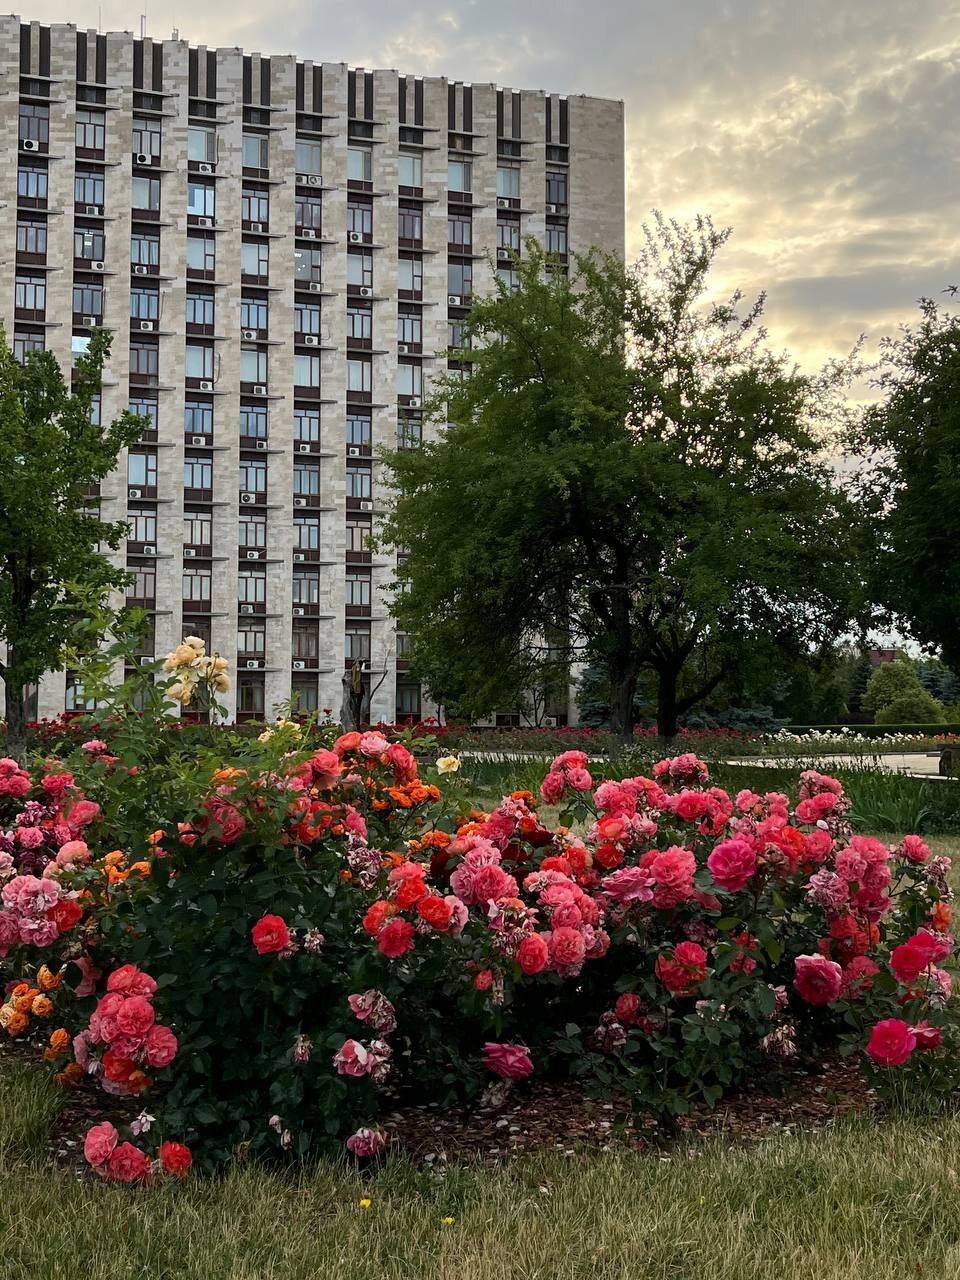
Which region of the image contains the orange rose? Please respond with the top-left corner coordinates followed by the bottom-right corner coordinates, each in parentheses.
top-left (31, 995), bottom-right (53, 1018)
top-left (49, 1027), bottom-right (70, 1053)
top-left (14, 996), bottom-right (34, 1015)
top-left (54, 1063), bottom-right (84, 1088)
top-left (7, 1010), bottom-right (29, 1036)
top-left (103, 851), bottom-right (125, 868)
top-left (130, 861), bottom-right (152, 876)
top-left (10, 983), bottom-right (29, 998)
top-left (37, 965), bottom-right (63, 991)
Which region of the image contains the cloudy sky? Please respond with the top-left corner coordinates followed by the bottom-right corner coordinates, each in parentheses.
top-left (25, 0), bottom-right (960, 372)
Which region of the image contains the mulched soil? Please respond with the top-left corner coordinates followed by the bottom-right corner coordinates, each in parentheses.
top-left (2, 1032), bottom-right (873, 1170)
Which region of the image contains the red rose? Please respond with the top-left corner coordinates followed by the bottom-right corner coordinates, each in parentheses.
top-left (395, 878), bottom-right (429, 910)
top-left (115, 995), bottom-right (156, 1040)
top-left (48, 898), bottom-right (83, 933)
top-left (866, 1018), bottom-right (917, 1067)
top-left (251, 914), bottom-right (291, 955)
top-left (362, 900), bottom-right (396, 936)
top-left (890, 941), bottom-right (930, 984)
top-left (83, 1121), bottom-right (118, 1168)
top-left (482, 1042), bottom-right (533, 1079)
top-left (516, 933), bottom-right (549, 975)
top-left (911, 1020), bottom-right (943, 1051)
top-left (158, 1140), bottom-right (193, 1177)
top-left (614, 992), bottom-right (643, 1025)
top-left (102, 1050), bottom-right (136, 1084)
top-left (417, 895), bottom-right (453, 932)
top-left (656, 941), bottom-right (708, 995)
top-left (377, 919), bottom-right (415, 958)
top-left (106, 1141), bottom-right (152, 1183)
top-left (793, 954), bottom-right (843, 1006)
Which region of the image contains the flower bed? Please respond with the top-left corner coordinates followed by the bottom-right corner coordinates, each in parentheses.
top-left (0, 734), bottom-right (956, 1176)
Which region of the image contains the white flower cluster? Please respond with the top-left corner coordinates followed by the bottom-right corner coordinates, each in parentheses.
top-left (161, 636), bottom-right (230, 706)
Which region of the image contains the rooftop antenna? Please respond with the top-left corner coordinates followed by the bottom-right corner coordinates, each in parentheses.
top-left (139, 14), bottom-right (146, 38)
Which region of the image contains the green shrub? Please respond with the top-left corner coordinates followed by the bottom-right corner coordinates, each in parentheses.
top-left (876, 691), bottom-right (945, 725)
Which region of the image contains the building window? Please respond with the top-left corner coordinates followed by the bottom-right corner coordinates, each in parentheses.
top-left (398, 257), bottom-right (423, 294)
top-left (295, 140), bottom-right (322, 176)
top-left (127, 451), bottom-right (157, 488)
top-left (448, 212), bottom-right (472, 248)
top-left (546, 169), bottom-right (568, 208)
top-left (348, 305), bottom-right (372, 341)
top-left (448, 318), bottom-right (469, 350)
top-left (396, 632), bottom-right (412, 658)
top-left (498, 220), bottom-right (521, 253)
top-left (185, 292), bottom-right (213, 326)
top-left (73, 282), bottom-right (105, 319)
top-left (182, 567), bottom-right (211, 602)
top-left (187, 126), bottom-right (216, 164)
top-left (184, 399), bottom-right (213, 438)
top-left (131, 176), bottom-right (160, 211)
top-left (19, 103), bottom-right (49, 145)
top-left (397, 363), bottom-right (422, 398)
top-left (293, 570), bottom-right (321, 604)
top-left (295, 302), bottom-right (321, 335)
top-left (132, 116), bottom-right (161, 158)
top-left (398, 151), bottom-right (422, 188)
top-left (75, 108), bottom-right (105, 150)
top-left (242, 133), bottom-right (269, 169)
top-left (238, 626), bottom-right (266, 654)
top-left (396, 683), bottom-right (421, 721)
top-left (292, 627), bottom-right (319, 659)
top-left (17, 165), bottom-right (48, 202)
top-left (448, 261), bottom-right (473, 297)
top-left (128, 567), bottom-right (157, 602)
top-left (187, 235), bottom-right (216, 273)
top-left (345, 626), bottom-right (370, 661)
top-left (496, 165), bottom-right (520, 199)
top-left (17, 218), bottom-right (46, 255)
top-left (346, 574), bottom-right (371, 607)
top-left (294, 408), bottom-right (321, 444)
top-left (295, 515), bottom-right (320, 548)
top-left (292, 680), bottom-right (319, 712)
top-left (293, 247), bottom-right (321, 283)
top-left (241, 300), bottom-right (268, 335)
top-left (293, 463), bottom-right (321, 496)
top-left (295, 195), bottom-right (323, 230)
top-left (398, 311), bottom-right (422, 345)
top-left (346, 520), bottom-right (369, 552)
top-left (129, 511), bottom-right (157, 542)
top-left (346, 359), bottom-right (372, 394)
top-left (238, 569), bottom-right (266, 604)
top-left (131, 230), bottom-right (159, 267)
top-left (75, 171), bottom-right (105, 206)
top-left (239, 513), bottom-right (267, 547)
top-left (241, 241), bottom-right (269, 279)
top-left (130, 342), bottom-right (159, 379)
top-left (184, 512), bottom-right (211, 545)
top-left (398, 417), bottom-right (422, 449)
top-left (130, 396), bottom-right (158, 431)
top-left (497, 266), bottom-right (519, 292)
top-left (347, 252), bottom-right (373, 289)
top-left (16, 274), bottom-right (46, 312)
top-left (546, 223), bottom-right (568, 256)
top-left (240, 348), bottom-right (267, 384)
top-left (185, 344), bottom-right (215, 380)
top-left (294, 354), bottom-right (321, 387)
top-left (187, 183), bottom-right (215, 218)
top-left (347, 146), bottom-right (372, 182)
top-left (240, 404), bottom-right (268, 439)
top-left (448, 159), bottom-right (472, 193)
top-left (240, 459), bottom-right (267, 494)
top-left (129, 287), bottom-right (159, 323)
top-left (184, 456), bottom-right (213, 489)
top-left (13, 331), bottom-right (44, 362)
top-left (346, 467), bottom-right (371, 499)
top-left (242, 188), bottom-right (270, 225)
top-left (398, 206), bottom-right (422, 241)
top-left (238, 679), bottom-right (265, 715)
top-left (347, 413), bottom-right (371, 447)
top-left (348, 202), bottom-right (372, 238)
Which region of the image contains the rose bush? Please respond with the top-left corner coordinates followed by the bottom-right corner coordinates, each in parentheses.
top-left (0, 726), bottom-right (957, 1172)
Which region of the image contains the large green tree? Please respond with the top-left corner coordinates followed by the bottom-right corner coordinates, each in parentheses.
top-left (0, 329), bottom-right (143, 757)
top-left (381, 216), bottom-right (870, 738)
top-left (860, 297), bottom-right (960, 669)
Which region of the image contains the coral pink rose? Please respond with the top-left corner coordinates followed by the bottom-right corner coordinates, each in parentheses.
top-left (66, 799), bottom-right (100, 829)
top-left (656, 941), bottom-right (708, 995)
top-left (106, 1141), bottom-right (152, 1183)
top-left (793, 954), bottom-right (842, 1006)
top-left (471, 864), bottom-right (517, 904)
top-left (866, 1018), bottom-right (917, 1067)
top-left (911, 1020), bottom-right (943, 1051)
top-left (516, 933), bottom-right (550, 975)
top-left (377, 918), bottom-right (415, 958)
top-left (386, 742), bottom-right (418, 783)
top-left (482, 1042), bottom-right (533, 1079)
top-left (539, 771), bottom-right (565, 805)
top-left (143, 1024), bottom-right (179, 1068)
top-left (898, 835), bottom-right (931, 864)
top-left (333, 731), bottom-right (362, 756)
top-left (333, 1039), bottom-right (371, 1077)
top-left (614, 992), bottom-right (643, 1025)
top-left (309, 749), bottom-right (342, 789)
top-left (706, 839), bottom-right (757, 893)
top-left (549, 926), bottom-right (587, 971)
top-left (83, 1121), bottom-right (119, 1167)
top-left (251, 914), bottom-right (291, 955)
top-left (359, 732), bottom-right (390, 757)
top-left (106, 965), bottom-right (158, 998)
top-left (346, 1126), bottom-right (388, 1157)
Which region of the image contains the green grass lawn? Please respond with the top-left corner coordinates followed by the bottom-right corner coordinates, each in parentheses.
top-left (1, 1054), bottom-right (959, 1280)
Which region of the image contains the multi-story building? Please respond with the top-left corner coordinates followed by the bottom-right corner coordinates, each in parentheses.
top-left (0, 17), bottom-right (624, 724)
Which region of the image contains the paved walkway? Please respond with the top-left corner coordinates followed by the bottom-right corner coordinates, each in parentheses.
top-left (724, 753), bottom-right (947, 779)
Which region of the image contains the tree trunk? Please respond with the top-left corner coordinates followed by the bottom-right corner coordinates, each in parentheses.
top-left (2, 674), bottom-right (27, 763)
top-left (656, 668), bottom-right (680, 743)
top-left (608, 671), bottom-right (638, 744)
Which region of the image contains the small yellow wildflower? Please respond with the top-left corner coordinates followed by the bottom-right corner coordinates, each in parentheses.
top-left (441, 1216), bottom-right (455, 1225)
top-left (359, 1198), bottom-right (372, 1211)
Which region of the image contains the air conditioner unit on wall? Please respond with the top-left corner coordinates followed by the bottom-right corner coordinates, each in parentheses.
top-left (255, 440), bottom-right (267, 451)
top-left (358, 286), bottom-right (372, 298)
top-left (198, 163), bottom-right (213, 174)
top-left (85, 205), bottom-right (101, 216)
top-left (139, 320), bottom-right (155, 331)
top-left (133, 264), bottom-right (148, 275)
top-left (447, 295), bottom-right (461, 306)
top-left (246, 659), bottom-right (262, 669)
top-left (307, 174), bottom-right (322, 186)
top-left (348, 231), bottom-right (362, 243)
top-left (408, 397), bottom-right (421, 408)
top-left (191, 435), bottom-right (207, 446)
top-left (22, 138), bottom-right (38, 151)
top-left (184, 547), bottom-right (197, 557)
top-left (308, 282), bottom-right (322, 293)
top-left (240, 604), bottom-right (255, 615)
top-left (293, 607), bottom-right (305, 617)
top-left (240, 493), bottom-right (256, 504)
top-left (293, 552), bottom-right (305, 562)
top-left (304, 334), bottom-right (318, 346)
top-left (199, 380), bottom-right (214, 391)
top-left (297, 443), bottom-right (311, 453)
top-left (135, 152), bottom-right (150, 165)
top-left (92, 260), bottom-right (105, 272)
top-left (253, 385), bottom-right (267, 397)
top-left (246, 550), bottom-right (261, 560)
top-left (302, 228), bottom-right (316, 239)
top-left (293, 497), bottom-right (307, 507)
top-left (250, 222), bottom-right (264, 234)
top-left (142, 544), bottom-right (156, 555)
top-left (398, 343), bottom-right (410, 355)
top-left (348, 447), bottom-right (360, 457)
top-left (197, 217), bottom-right (213, 228)
top-left (359, 500), bottom-right (373, 512)
top-left (128, 488), bottom-right (142, 499)
top-left (292, 660), bottom-right (306, 671)
top-left (242, 328), bottom-right (257, 341)
top-left (497, 197), bottom-right (508, 208)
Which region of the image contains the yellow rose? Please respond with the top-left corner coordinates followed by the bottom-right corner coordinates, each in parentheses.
top-left (257, 729), bottom-right (274, 743)
top-left (213, 674), bottom-right (230, 693)
top-left (436, 755), bottom-right (460, 775)
top-left (183, 635), bottom-right (206, 653)
top-left (211, 655), bottom-right (229, 674)
top-left (173, 643), bottom-right (196, 666)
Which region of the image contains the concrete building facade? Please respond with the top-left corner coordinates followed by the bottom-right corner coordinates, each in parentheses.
top-left (0, 16), bottom-right (625, 724)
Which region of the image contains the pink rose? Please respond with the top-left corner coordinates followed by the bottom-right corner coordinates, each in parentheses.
top-left (55, 840), bottom-right (90, 867)
top-left (346, 1126), bottom-right (388, 1157)
top-left (83, 1121), bottom-right (119, 1167)
top-left (106, 965), bottom-right (158, 997)
top-left (105, 1141), bottom-right (151, 1183)
top-left (866, 1018), bottom-right (917, 1067)
top-left (15, 826), bottom-right (44, 849)
top-left (793, 954), bottom-right (843, 1006)
top-left (539, 771), bottom-right (565, 805)
top-left (66, 799), bottom-right (100, 829)
top-left (143, 1024), bottom-right (178, 1068)
top-left (549, 926), bottom-right (587, 971)
top-left (115, 995), bottom-right (156, 1041)
top-left (359, 732), bottom-right (390, 757)
top-left (482, 1042), bottom-right (533, 1080)
top-left (566, 767), bottom-right (593, 793)
top-left (333, 1039), bottom-right (371, 1077)
top-left (706, 838), bottom-right (757, 893)
top-left (309, 749), bottom-right (342, 790)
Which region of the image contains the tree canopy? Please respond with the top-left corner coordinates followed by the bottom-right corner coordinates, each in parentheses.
top-left (380, 215), bottom-right (871, 737)
top-left (0, 329), bottom-right (143, 755)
